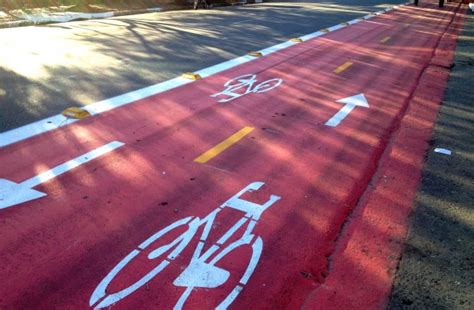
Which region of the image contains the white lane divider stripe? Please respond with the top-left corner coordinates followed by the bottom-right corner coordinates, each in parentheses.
top-left (0, 3), bottom-right (410, 149)
top-left (21, 141), bottom-right (125, 188)
top-left (196, 55), bottom-right (254, 79)
top-left (84, 78), bottom-right (191, 115)
top-left (299, 30), bottom-right (326, 42)
top-left (0, 141), bottom-right (124, 209)
top-left (0, 115), bottom-right (78, 149)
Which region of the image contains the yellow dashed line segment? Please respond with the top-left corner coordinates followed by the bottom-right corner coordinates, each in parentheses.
top-left (194, 126), bottom-right (255, 164)
top-left (334, 61), bottom-right (353, 74)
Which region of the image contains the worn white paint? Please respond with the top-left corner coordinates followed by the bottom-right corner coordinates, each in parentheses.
top-left (0, 141), bottom-right (124, 209)
top-left (325, 93), bottom-right (369, 127)
top-left (0, 3), bottom-right (407, 148)
top-left (434, 148), bottom-right (452, 155)
top-left (91, 182), bottom-right (280, 309)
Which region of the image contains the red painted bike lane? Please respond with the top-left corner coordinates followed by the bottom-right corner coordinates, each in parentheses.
top-left (0, 2), bottom-right (466, 309)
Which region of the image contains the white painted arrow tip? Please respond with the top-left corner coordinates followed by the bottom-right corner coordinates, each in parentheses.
top-left (336, 93), bottom-right (369, 107)
top-left (0, 179), bottom-right (46, 210)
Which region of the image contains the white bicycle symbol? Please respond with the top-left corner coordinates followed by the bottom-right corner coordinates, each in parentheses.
top-left (211, 74), bottom-right (283, 103)
top-left (90, 182), bottom-right (281, 309)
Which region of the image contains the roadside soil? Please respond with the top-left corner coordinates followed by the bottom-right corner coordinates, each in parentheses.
top-left (0, 0), bottom-right (246, 24)
top-left (0, 1), bottom-right (171, 12)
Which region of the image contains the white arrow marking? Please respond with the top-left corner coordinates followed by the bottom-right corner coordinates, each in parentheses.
top-left (325, 93), bottom-right (369, 127)
top-left (0, 141), bottom-right (124, 210)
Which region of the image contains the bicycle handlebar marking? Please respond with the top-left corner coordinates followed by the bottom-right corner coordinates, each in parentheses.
top-left (211, 74), bottom-right (283, 103)
top-left (90, 182), bottom-right (281, 309)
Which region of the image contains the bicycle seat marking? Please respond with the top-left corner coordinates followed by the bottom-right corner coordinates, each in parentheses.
top-left (90, 182), bottom-right (281, 309)
top-left (211, 74), bottom-right (283, 103)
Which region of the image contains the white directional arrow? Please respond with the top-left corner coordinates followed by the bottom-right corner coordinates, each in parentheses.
top-left (325, 93), bottom-right (369, 127)
top-left (0, 141), bottom-right (124, 210)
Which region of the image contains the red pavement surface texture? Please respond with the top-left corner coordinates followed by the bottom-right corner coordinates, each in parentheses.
top-left (0, 2), bottom-right (466, 309)
top-left (303, 3), bottom-right (467, 309)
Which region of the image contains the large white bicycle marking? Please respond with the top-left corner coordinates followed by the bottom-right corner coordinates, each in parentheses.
top-left (211, 74), bottom-right (283, 103)
top-left (90, 182), bottom-right (281, 309)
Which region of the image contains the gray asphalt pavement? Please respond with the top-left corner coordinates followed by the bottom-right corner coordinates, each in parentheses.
top-left (389, 8), bottom-right (474, 310)
top-left (0, 0), bottom-right (405, 133)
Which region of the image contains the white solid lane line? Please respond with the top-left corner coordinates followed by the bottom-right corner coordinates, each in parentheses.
top-left (21, 141), bottom-right (125, 188)
top-left (0, 3), bottom-right (409, 148)
top-left (0, 141), bottom-right (124, 209)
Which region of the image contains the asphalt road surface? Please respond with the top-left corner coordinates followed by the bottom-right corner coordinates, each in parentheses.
top-left (0, 0), bottom-right (406, 133)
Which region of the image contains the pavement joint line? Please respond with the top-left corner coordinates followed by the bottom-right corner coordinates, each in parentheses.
top-left (193, 127), bottom-right (254, 164)
top-left (0, 2), bottom-right (411, 148)
top-left (334, 61), bottom-right (353, 74)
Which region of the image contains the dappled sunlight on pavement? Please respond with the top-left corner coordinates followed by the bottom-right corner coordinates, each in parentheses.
top-left (0, 1), bottom-right (469, 309)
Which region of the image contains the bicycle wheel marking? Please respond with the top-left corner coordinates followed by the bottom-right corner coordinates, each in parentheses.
top-left (90, 217), bottom-right (196, 308)
top-left (90, 182), bottom-right (281, 309)
top-left (211, 73), bottom-right (283, 103)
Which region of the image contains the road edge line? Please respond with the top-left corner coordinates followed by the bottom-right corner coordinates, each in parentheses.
top-left (0, 2), bottom-right (410, 148)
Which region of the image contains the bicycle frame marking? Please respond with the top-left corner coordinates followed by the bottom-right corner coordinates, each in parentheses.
top-left (90, 182), bottom-right (281, 309)
top-left (211, 74), bottom-right (283, 103)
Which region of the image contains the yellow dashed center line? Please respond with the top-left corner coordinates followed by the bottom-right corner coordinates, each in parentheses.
top-left (194, 126), bottom-right (255, 164)
top-left (334, 61), bottom-right (353, 74)
top-left (380, 36), bottom-right (391, 44)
